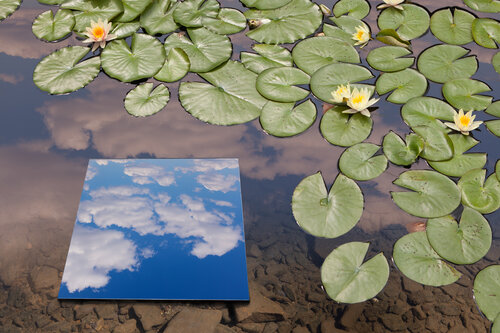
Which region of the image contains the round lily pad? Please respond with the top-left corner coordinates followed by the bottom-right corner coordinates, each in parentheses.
top-left (118, 0), bottom-right (153, 23)
top-left (473, 265), bottom-right (500, 321)
top-left (487, 120), bottom-right (500, 137)
top-left (320, 105), bottom-right (373, 147)
top-left (458, 169), bottom-right (500, 214)
top-left (486, 100), bottom-right (500, 117)
top-left (111, 22), bottom-right (140, 39)
top-left (256, 67), bottom-right (310, 103)
top-left (291, 172), bottom-right (364, 238)
top-left (464, 0), bottom-right (500, 13)
top-left (393, 231), bottom-right (462, 286)
top-left (472, 18), bottom-right (500, 48)
top-left (401, 97), bottom-right (456, 132)
top-left (240, 0), bottom-right (292, 10)
top-left (202, 8), bottom-right (246, 35)
top-left (339, 143), bottom-right (388, 181)
top-left (33, 46), bottom-right (101, 95)
top-left (375, 28), bottom-right (411, 48)
top-left (417, 45), bottom-right (478, 84)
top-left (124, 83), bottom-right (169, 117)
top-left (375, 69), bottom-right (427, 104)
top-left (366, 46), bottom-right (414, 73)
top-left (391, 170), bottom-right (461, 218)
top-left (442, 78), bottom-right (492, 111)
top-left (382, 131), bottom-right (424, 166)
top-left (32, 9), bottom-right (75, 42)
top-left (332, 0), bottom-right (370, 20)
top-left (155, 48), bottom-right (190, 83)
top-left (321, 242), bottom-right (389, 304)
top-left (430, 8), bottom-right (475, 45)
top-left (493, 52), bottom-right (500, 74)
top-left (412, 125), bottom-right (454, 162)
top-left (140, 0), bottom-right (179, 35)
top-left (172, 0), bottom-right (219, 28)
top-left (377, 4), bottom-right (430, 40)
top-left (241, 44), bottom-right (293, 74)
top-left (260, 100), bottom-right (317, 137)
top-left (61, 0), bottom-right (123, 33)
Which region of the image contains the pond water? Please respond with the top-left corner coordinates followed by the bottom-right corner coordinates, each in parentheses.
top-left (0, 0), bottom-right (499, 332)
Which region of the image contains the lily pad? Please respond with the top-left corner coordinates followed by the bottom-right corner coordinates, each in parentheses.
top-left (472, 18), bottom-right (500, 48)
top-left (442, 78), bottom-right (492, 111)
top-left (391, 170), bottom-right (461, 218)
top-left (240, 0), bottom-right (292, 10)
top-left (417, 45), bottom-right (478, 84)
top-left (320, 105), bottom-right (373, 147)
top-left (240, 44), bottom-right (293, 74)
top-left (382, 131), bottom-right (424, 166)
top-left (493, 314), bottom-right (500, 333)
top-left (245, 0), bottom-right (322, 44)
top-left (101, 33), bottom-right (165, 83)
top-left (111, 22), bottom-right (140, 38)
top-left (291, 172), bottom-right (364, 238)
top-left (256, 67), bottom-right (310, 103)
top-left (179, 60), bottom-right (268, 125)
top-left (37, 0), bottom-right (65, 4)
top-left (413, 125), bottom-right (454, 162)
top-left (260, 100), bottom-right (317, 137)
top-left (486, 100), bottom-right (500, 117)
top-left (430, 8), bottom-right (475, 45)
top-left (154, 48), bottom-right (190, 83)
top-left (32, 9), bottom-right (75, 42)
top-left (497, 160), bottom-right (500, 181)
top-left (375, 29), bottom-right (411, 48)
top-left (332, 0), bottom-right (370, 20)
top-left (321, 242), bottom-right (389, 304)
top-left (118, 0), bottom-right (152, 23)
top-left (428, 134), bottom-right (487, 177)
top-left (0, 0), bottom-right (21, 21)
top-left (202, 8), bottom-right (246, 35)
top-left (427, 207), bottom-right (492, 265)
top-left (164, 28), bottom-right (231, 73)
top-left (493, 52), bottom-right (500, 74)
top-left (61, 0), bottom-right (123, 32)
top-left (323, 23), bottom-right (357, 45)
top-left (377, 4), bottom-right (430, 40)
top-left (33, 46), bottom-right (101, 95)
top-left (375, 69), bottom-right (427, 104)
top-left (486, 120), bottom-right (500, 137)
top-left (473, 265), bottom-right (500, 321)
top-left (458, 169), bottom-right (500, 214)
top-left (393, 231), bottom-right (462, 286)
top-left (401, 97), bottom-right (456, 132)
top-left (172, 0), bottom-right (219, 28)
top-left (328, 16), bottom-right (370, 45)
top-left (464, 0), bottom-right (500, 13)
top-left (124, 83), bottom-right (169, 117)
top-left (140, 0), bottom-right (179, 35)
top-left (339, 143), bottom-right (388, 181)
top-left (366, 46), bottom-right (414, 73)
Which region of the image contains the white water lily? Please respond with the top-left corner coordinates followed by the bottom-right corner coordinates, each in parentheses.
top-left (83, 19), bottom-right (116, 52)
top-left (377, 0), bottom-right (404, 10)
top-left (352, 25), bottom-right (370, 47)
top-left (445, 109), bottom-right (482, 135)
top-left (343, 87), bottom-right (379, 117)
top-left (330, 84), bottom-right (351, 104)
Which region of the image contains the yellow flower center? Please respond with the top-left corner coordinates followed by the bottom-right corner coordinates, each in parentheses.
top-left (352, 94), bottom-right (365, 104)
top-left (459, 115), bottom-right (471, 127)
top-left (355, 31), bottom-right (365, 41)
top-left (92, 26), bottom-right (105, 39)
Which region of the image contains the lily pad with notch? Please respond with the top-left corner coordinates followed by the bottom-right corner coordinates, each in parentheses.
top-left (320, 105), bottom-right (373, 147)
top-left (124, 83), bottom-right (169, 117)
top-left (464, 0), bottom-right (500, 13)
top-left (256, 67), bottom-right (310, 103)
top-left (377, 4), bottom-right (430, 40)
top-left (413, 125), bottom-right (454, 162)
top-left (339, 143), bottom-right (388, 181)
top-left (486, 120), bottom-right (500, 137)
top-left (401, 97), bottom-right (456, 132)
top-left (472, 18), bottom-right (500, 48)
top-left (32, 9), bottom-right (75, 42)
top-left (140, 0), bottom-right (179, 35)
top-left (202, 8), bottom-right (246, 35)
top-left (332, 0), bottom-right (370, 20)
top-left (382, 131), bottom-right (424, 166)
top-left (172, 0), bottom-right (219, 28)
top-left (260, 100), bottom-right (316, 137)
top-left (61, 0), bottom-right (123, 33)
top-left (486, 100), bottom-right (500, 117)
top-left (240, 44), bottom-right (293, 74)
top-left (366, 46), bottom-right (414, 73)
top-left (442, 78), bottom-right (492, 111)
top-left (473, 265), bottom-right (500, 321)
top-left (154, 48), bottom-right (190, 83)
top-left (375, 68), bottom-right (427, 104)
top-left (430, 8), bottom-right (475, 45)
top-left (458, 168), bottom-right (500, 214)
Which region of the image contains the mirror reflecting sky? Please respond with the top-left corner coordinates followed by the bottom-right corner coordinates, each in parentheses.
top-left (58, 158), bottom-right (249, 300)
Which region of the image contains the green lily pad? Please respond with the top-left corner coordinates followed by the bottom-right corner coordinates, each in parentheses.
top-left (332, 0), bottom-right (370, 20)
top-left (486, 100), bottom-right (500, 117)
top-left (458, 169), bottom-right (500, 214)
top-left (497, 160), bottom-right (500, 181)
top-left (473, 265), bottom-right (500, 321)
top-left (32, 9), bottom-right (75, 42)
top-left (430, 8), bottom-right (475, 45)
top-left (442, 78), bottom-right (492, 111)
top-left (101, 33), bottom-right (165, 83)
top-left (417, 45), bottom-right (478, 84)
top-left (413, 125), bottom-right (454, 162)
top-left (328, 16), bottom-right (370, 45)
top-left (179, 60), bottom-right (268, 125)
top-left (375, 69), bottom-right (427, 104)
top-left (172, 0), bottom-right (219, 28)
top-left (320, 105), bottom-right (373, 147)
top-left (118, 0), bottom-right (152, 22)
top-left (202, 8), bottom-right (246, 35)
top-left (37, 0), bottom-right (64, 4)
top-left (493, 52), bottom-right (500, 74)
top-left (401, 97), bottom-right (456, 132)
top-left (323, 23), bottom-right (357, 45)
top-left (61, 0), bottom-right (123, 32)
top-left (393, 231), bottom-right (462, 286)
top-left (260, 100), bottom-right (317, 137)
top-left (240, 44), bottom-right (293, 74)
top-left (339, 143), bottom-right (388, 181)
top-left (240, 0), bottom-right (292, 10)
top-left (0, 0), bottom-right (21, 21)
top-left (427, 207), bottom-right (492, 265)
top-left (33, 46), bottom-right (100, 95)
top-left (321, 242), bottom-right (389, 304)
top-left (428, 134), bottom-right (487, 177)
top-left (256, 67), bottom-right (310, 103)
top-left (124, 83), bottom-right (169, 117)
top-left (140, 0), bottom-right (179, 35)
top-left (292, 37), bottom-right (360, 76)
top-left (310, 63), bottom-right (374, 103)
top-left (464, 0), bottom-right (500, 13)
top-left (164, 28), bottom-right (231, 73)
top-left (366, 46), bottom-right (414, 73)
top-left (377, 4), bottom-right (430, 40)
top-left (382, 131), bottom-right (424, 166)
top-left (493, 314), bottom-right (500, 333)
top-left (245, 0), bottom-right (322, 44)
top-left (375, 29), bottom-right (411, 48)
top-left (111, 21), bottom-right (140, 38)
top-left (154, 48), bottom-right (190, 83)
top-left (291, 172), bottom-right (364, 238)
top-left (472, 18), bottom-right (500, 48)
top-left (391, 170), bottom-right (461, 218)
top-left (486, 120), bottom-right (500, 137)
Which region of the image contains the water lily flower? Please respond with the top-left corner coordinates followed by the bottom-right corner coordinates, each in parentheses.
top-left (352, 25), bottom-right (370, 47)
top-left (331, 84), bottom-right (351, 104)
top-left (343, 87), bottom-right (379, 117)
top-left (445, 109), bottom-right (482, 135)
top-left (377, 0), bottom-right (405, 10)
top-left (83, 19), bottom-right (116, 52)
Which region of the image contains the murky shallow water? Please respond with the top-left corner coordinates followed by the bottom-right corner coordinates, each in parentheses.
top-left (0, 0), bottom-right (499, 332)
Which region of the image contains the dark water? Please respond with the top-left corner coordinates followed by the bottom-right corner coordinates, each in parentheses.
top-left (0, 0), bottom-right (499, 332)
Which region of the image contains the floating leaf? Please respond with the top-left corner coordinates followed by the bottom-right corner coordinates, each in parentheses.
top-left (464, 0), bottom-right (500, 13)
top-left (33, 46), bottom-right (100, 95)
top-left (32, 9), bottom-right (75, 42)
top-left (458, 169), bottom-right (500, 214)
top-left (256, 67), bottom-right (310, 103)
top-left (291, 172), bottom-right (364, 238)
top-left (366, 46), bottom-right (413, 73)
top-left (494, 314), bottom-right (500, 333)
top-left (427, 207), bottom-right (492, 265)
top-left (320, 105), bottom-right (372, 147)
top-left (101, 33), bottom-right (165, 83)
top-left (391, 170), bottom-right (461, 218)
top-left (339, 143), bottom-right (388, 181)
top-left (473, 265), bottom-right (500, 321)
top-left (401, 97), bottom-right (456, 132)
top-left (393, 231), bottom-right (461, 286)
top-left (472, 18), bottom-right (500, 48)
top-left (497, 160), bottom-right (500, 181)
top-left (260, 100), bottom-right (316, 137)
top-left (179, 61), bottom-right (268, 125)
top-left (0, 0), bottom-right (20, 21)
top-left (111, 21), bottom-right (140, 38)
top-left (240, 44), bottom-right (293, 74)
top-left (493, 52), bottom-right (500, 74)
top-left (486, 120), bottom-right (500, 137)
top-left (377, 4), bottom-right (430, 40)
top-left (140, 0), bottom-right (179, 35)
top-left (172, 0), bottom-right (219, 28)
top-left (202, 8), bottom-right (246, 35)
top-left (486, 100), bottom-right (500, 117)
top-left (124, 83), bottom-right (169, 117)
top-left (413, 125), bottom-right (454, 162)
top-left (164, 28), bottom-right (231, 73)
top-left (430, 8), bottom-right (475, 45)
top-left (329, 16), bottom-right (370, 45)
top-left (118, 0), bottom-right (153, 22)
top-left (38, 0), bottom-right (64, 4)
top-left (240, 0), bottom-right (292, 10)
top-left (417, 45), bottom-right (478, 84)
top-left (321, 242), bottom-right (389, 304)
top-left (244, 0), bottom-right (322, 44)
top-left (332, 0), bottom-right (370, 20)
top-left (61, 0), bottom-right (123, 32)
top-left (376, 69), bottom-right (427, 104)
top-left (375, 29), bottom-right (411, 48)
top-left (154, 48), bottom-right (190, 83)
top-left (383, 131), bottom-right (424, 166)
top-left (442, 78), bottom-right (492, 111)
top-left (323, 23), bottom-right (357, 45)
